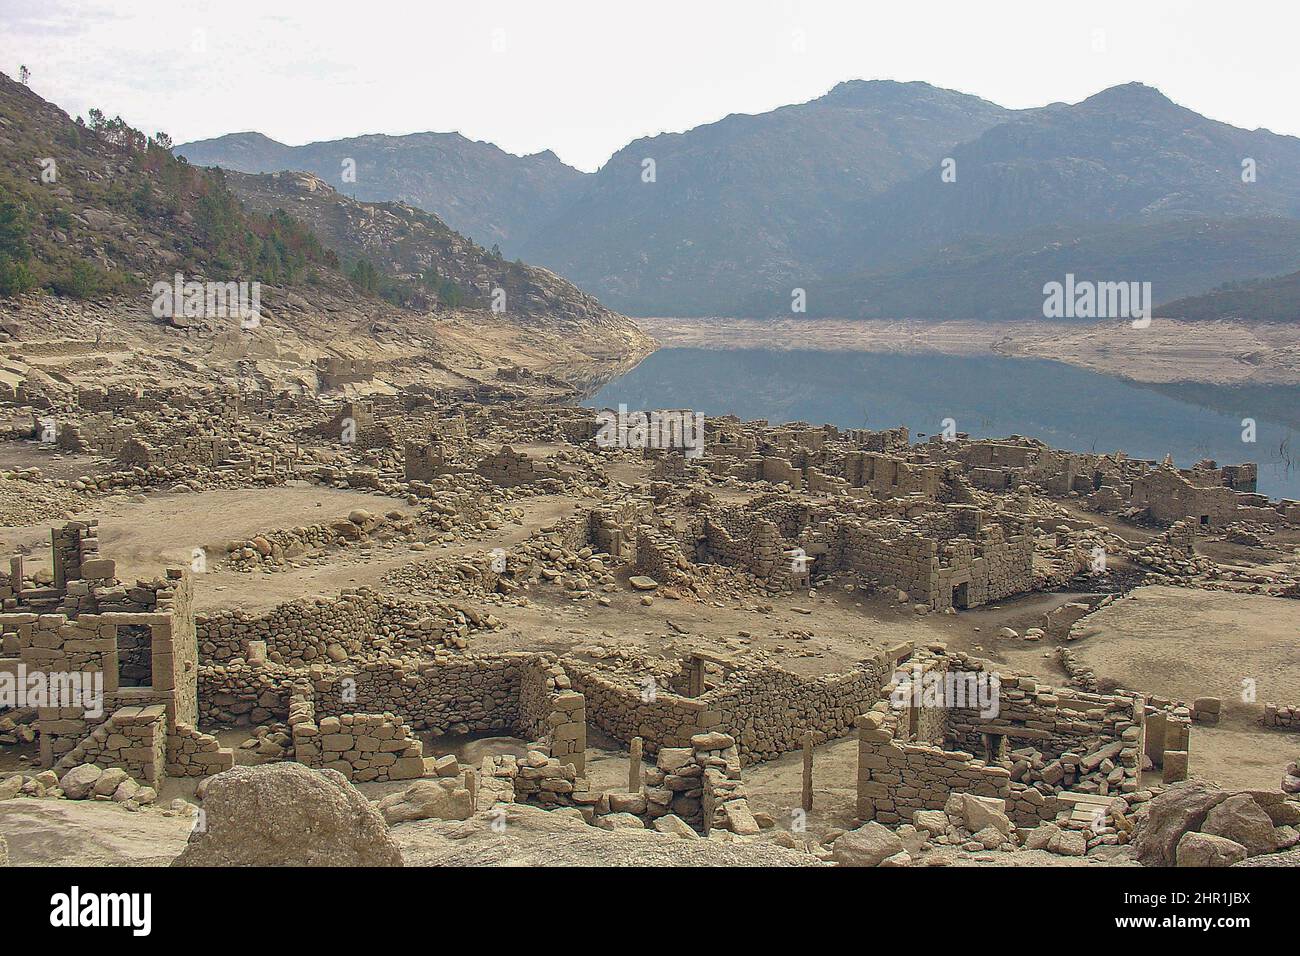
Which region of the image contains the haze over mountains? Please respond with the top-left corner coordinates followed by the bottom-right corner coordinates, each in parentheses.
top-left (179, 80), bottom-right (1300, 321)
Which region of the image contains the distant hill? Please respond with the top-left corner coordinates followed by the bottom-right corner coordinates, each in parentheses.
top-left (179, 80), bottom-right (1300, 321)
top-left (1161, 269), bottom-right (1300, 322)
top-left (176, 130), bottom-right (586, 252)
top-left (759, 217), bottom-right (1300, 321)
top-left (222, 168), bottom-right (642, 335)
top-left (513, 80), bottom-right (1013, 315)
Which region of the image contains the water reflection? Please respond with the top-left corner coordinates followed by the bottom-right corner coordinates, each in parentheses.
top-left (588, 349), bottom-right (1300, 500)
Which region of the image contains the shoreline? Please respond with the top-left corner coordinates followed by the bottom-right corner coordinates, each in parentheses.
top-left (634, 317), bottom-right (1300, 388)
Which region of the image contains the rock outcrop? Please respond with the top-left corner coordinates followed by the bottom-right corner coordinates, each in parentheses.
top-left (173, 764), bottom-right (402, 867)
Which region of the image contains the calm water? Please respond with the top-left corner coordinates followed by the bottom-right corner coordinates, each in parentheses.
top-left (587, 349), bottom-right (1300, 501)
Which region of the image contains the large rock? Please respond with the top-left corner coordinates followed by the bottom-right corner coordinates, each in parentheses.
top-left (721, 800), bottom-right (761, 836)
top-left (1200, 794), bottom-right (1277, 857)
top-left (93, 768), bottom-right (130, 798)
top-left (1024, 823), bottom-right (1060, 851)
top-left (0, 775), bottom-right (23, 800)
top-left (913, 809), bottom-right (948, 835)
top-left (607, 792), bottom-right (648, 815)
top-left (1133, 781), bottom-right (1228, 866)
top-left (959, 794), bottom-right (1012, 836)
top-left (1049, 828), bottom-right (1088, 857)
top-left (652, 814), bottom-right (699, 839)
top-left (377, 778), bottom-right (473, 825)
top-left (172, 763), bottom-right (402, 867)
top-left (1176, 832), bottom-right (1248, 867)
top-left (394, 803), bottom-right (822, 867)
top-left (596, 812), bottom-right (645, 830)
top-left (58, 764), bottom-right (103, 800)
top-left (832, 822), bottom-right (904, 867)
top-left (944, 792), bottom-right (1012, 837)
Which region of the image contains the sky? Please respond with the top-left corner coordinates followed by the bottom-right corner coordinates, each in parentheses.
top-left (3, 0), bottom-right (1299, 172)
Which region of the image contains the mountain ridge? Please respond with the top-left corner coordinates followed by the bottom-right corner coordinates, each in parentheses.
top-left (178, 78), bottom-right (1300, 322)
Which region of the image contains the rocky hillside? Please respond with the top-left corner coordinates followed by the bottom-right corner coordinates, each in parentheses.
top-left (220, 168), bottom-right (643, 336)
top-left (0, 73), bottom-right (653, 393)
top-left (177, 130), bottom-right (586, 251)
top-left (0, 73), bottom-right (338, 299)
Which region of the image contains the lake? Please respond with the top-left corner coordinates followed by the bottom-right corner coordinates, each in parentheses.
top-left (587, 348), bottom-right (1300, 501)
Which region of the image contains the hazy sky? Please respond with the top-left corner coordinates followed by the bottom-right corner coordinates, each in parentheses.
top-left (4, 0), bottom-right (1299, 172)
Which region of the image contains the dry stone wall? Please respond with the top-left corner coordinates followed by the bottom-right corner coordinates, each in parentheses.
top-left (857, 709), bottom-right (1012, 825)
top-left (289, 687), bottom-right (427, 783)
top-left (565, 655), bottom-right (885, 764)
top-left (54, 704), bottom-right (167, 788)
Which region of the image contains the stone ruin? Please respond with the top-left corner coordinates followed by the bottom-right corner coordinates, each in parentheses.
top-left (0, 522), bottom-right (233, 786)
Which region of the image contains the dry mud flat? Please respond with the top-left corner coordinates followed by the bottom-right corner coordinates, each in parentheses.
top-left (639, 317), bottom-right (1300, 387)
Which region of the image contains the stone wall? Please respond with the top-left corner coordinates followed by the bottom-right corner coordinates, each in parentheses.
top-left (289, 686), bottom-right (427, 783)
top-left (1264, 703), bottom-right (1300, 730)
top-left (166, 721), bottom-right (233, 778)
top-left (476, 445), bottom-right (557, 486)
top-left (54, 704), bottom-right (167, 788)
top-left (518, 657), bottom-right (586, 773)
top-left (479, 751), bottom-right (593, 810)
top-left (868, 647), bottom-right (1146, 827)
top-left (1, 572), bottom-right (211, 771)
top-left (196, 588), bottom-right (479, 664)
top-left (856, 710), bottom-right (1012, 825)
top-left (565, 655), bottom-right (884, 764)
top-left (200, 653), bottom-right (527, 737)
top-left (644, 731), bottom-right (759, 834)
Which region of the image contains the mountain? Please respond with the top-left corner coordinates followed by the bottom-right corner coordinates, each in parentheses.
top-left (833, 83), bottom-right (1300, 271)
top-left (1161, 269), bottom-right (1300, 322)
top-left (513, 80), bottom-right (1013, 315)
top-left (178, 80), bottom-right (1300, 321)
top-left (0, 73), bottom-right (652, 392)
top-left (176, 130), bottom-right (587, 252)
top-left (775, 83), bottom-right (1300, 320)
top-left (219, 167), bottom-right (646, 337)
top-left (760, 216), bottom-right (1300, 321)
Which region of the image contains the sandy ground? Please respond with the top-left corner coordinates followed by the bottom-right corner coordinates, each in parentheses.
top-left (638, 317), bottom-right (1300, 387)
top-left (0, 482), bottom-right (584, 613)
top-left (1073, 586), bottom-right (1300, 717)
top-left (0, 798), bottom-right (193, 866)
top-left (1070, 585), bottom-right (1300, 789)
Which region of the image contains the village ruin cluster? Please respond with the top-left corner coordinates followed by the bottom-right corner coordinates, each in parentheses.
top-left (1, 372), bottom-right (1299, 868)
